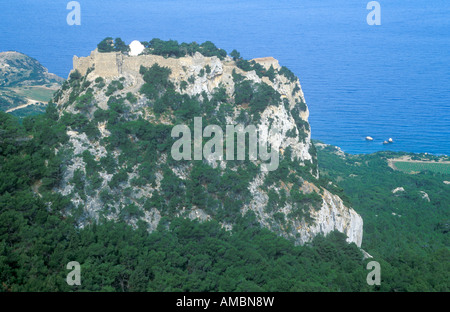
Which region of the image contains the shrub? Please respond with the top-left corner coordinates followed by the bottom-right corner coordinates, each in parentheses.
top-left (139, 64), bottom-right (173, 99)
top-left (230, 49), bottom-right (241, 61)
top-left (126, 92), bottom-right (137, 104)
top-left (105, 80), bottom-right (124, 96)
top-left (180, 81), bottom-right (188, 91)
top-left (75, 91), bottom-right (94, 111)
top-left (142, 38), bottom-right (227, 60)
top-left (69, 70), bottom-right (82, 81)
top-left (234, 80), bottom-right (253, 105)
top-left (279, 66), bottom-right (297, 82)
top-left (198, 41), bottom-right (227, 59)
top-left (97, 37), bottom-right (130, 53)
top-left (249, 82), bottom-right (281, 115)
top-left (98, 37), bottom-right (114, 52)
top-left (109, 170), bottom-right (128, 189)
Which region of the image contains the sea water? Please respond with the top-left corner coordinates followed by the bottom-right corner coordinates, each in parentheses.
top-left (1, 0), bottom-right (449, 154)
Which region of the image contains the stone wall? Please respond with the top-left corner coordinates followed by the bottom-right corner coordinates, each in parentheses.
top-left (73, 51), bottom-right (281, 80)
top-left (251, 57), bottom-right (280, 70)
top-left (72, 49), bottom-right (118, 78)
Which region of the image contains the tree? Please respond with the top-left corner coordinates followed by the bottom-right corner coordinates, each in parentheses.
top-left (69, 70), bottom-right (82, 80)
top-left (230, 49), bottom-right (241, 61)
top-left (114, 38), bottom-right (130, 53)
top-left (199, 41), bottom-right (227, 59)
top-left (97, 37), bottom-right (114, 53)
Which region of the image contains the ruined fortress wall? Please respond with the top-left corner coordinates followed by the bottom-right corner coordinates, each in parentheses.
top-left (71, 51), bottom-right (284, 104)
top-left (72, 50), bottom-right (281, 81)
top-left (251, 57), bottom-right (280, 70)
top-left (72, 50), bottom-right (120, 78)
top-left (72, 50), bottom-right (201, 79)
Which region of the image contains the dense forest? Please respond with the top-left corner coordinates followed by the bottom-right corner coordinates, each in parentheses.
top-left (316, 143), bottom-right (449, 291)
top-left (0, 108), bottom-right (448, 291)
top-left (0, 98), bottom-right (368, 292)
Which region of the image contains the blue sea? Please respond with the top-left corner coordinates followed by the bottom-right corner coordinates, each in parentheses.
top-left (1, 0), bottom-right (449, 155)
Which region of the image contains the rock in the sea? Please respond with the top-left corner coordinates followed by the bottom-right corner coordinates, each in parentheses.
top-left (366, 136), bottom-right (374, 141)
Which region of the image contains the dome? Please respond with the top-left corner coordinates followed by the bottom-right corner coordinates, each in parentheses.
top-left (129, 40), bottom-right (145, 56)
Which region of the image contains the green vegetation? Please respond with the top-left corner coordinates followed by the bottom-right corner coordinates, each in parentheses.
top-left (393, 161), bottom-right (450, 174)
top-left (1, 84), bottom-right (58, 115)
top-left (69, 70), bottom-right (82, 80)
top-left (139, 64), bottom-right (173, 100)
top-left (0, 109), bottom-right (377, 292)
top-left (0, 102), bottom-right (447, 292)
top-left (97, 37), bottom-right (228, 60)
top-left (230, 49), bottom-right (241, 61)
top-left (75, 90), bottom-right (94, 111)
top-left (105, 80), bottom-right (124, 96)
top-left (233, 78), bottom-right (281, 118)
top-left (316, 142), bottom-right (449, 291)
top-left (279, 66), bottom-right (297, 82)
top-left (0, 51), bottom-right (63, 118)
top-left (8, 86), bottom-right (55, 103)
top-left (94, 77), bottom-right (105, 89)
top-left (126, 92), bottom-right (137, 104)
top-left (97, 37), bottom-right (130, 53)
top-left (180, 80), bottom-right (188, 91)
top-left (249, 82), bottom-right (281, 115)
top-left (8, 105), bottom-right (46, 119)
top-left (0, 89), bottom-right (27, 111)
top-left (0, 51), bottom-right (63, 88)
top-left (141, 38), bottom-right (227, 60)
top-left (229, 49), bottom-right (277, 82)
top-left (235, 59), bottom-right (274, 80)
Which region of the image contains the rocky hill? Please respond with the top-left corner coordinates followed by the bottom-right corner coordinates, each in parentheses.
top-left (0, 51), bottom-right (63, 88)
top-left (0, 51), bottom-right (63, 114)
top-left (50, 42), bottom-right (363, 247)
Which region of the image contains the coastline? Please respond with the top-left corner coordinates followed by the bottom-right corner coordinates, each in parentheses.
top-left (313, 139), bottom-right (450, 173)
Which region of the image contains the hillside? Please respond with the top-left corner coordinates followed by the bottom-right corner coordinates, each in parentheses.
top-left (315, 142), bottom-right (449, 291)
top-left (0, 51), bottom-right (63, 87)
top-left (48, 40), bottom-right (363, 247)
top-left (0, 51), bottom-right (63, 116)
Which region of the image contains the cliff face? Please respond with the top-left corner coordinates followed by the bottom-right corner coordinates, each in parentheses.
top-left (54, 47), bottom-right (363, 247)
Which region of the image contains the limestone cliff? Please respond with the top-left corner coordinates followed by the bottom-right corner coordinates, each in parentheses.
top-left (54, 45), bottom-right (363, 247)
